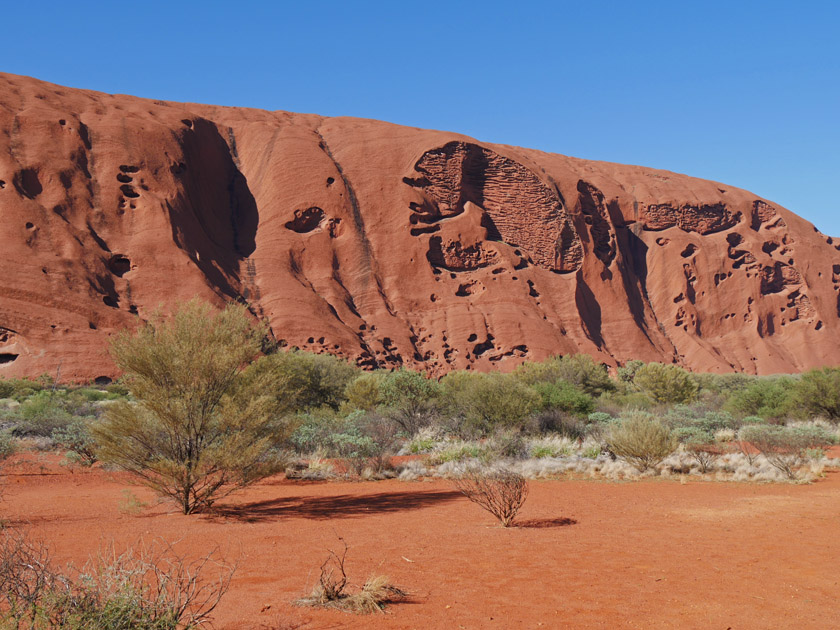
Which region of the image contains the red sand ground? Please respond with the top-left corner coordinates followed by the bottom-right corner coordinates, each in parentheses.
top-left (2, 454), bottom-right (839, 629)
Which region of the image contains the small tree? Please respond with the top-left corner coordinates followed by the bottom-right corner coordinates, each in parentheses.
top-left (93, 300), bottom-right (289, 514)
top-left (607, 413), bottom-right (676, 472)
top-left (633, 363), bottom-right (698, 404)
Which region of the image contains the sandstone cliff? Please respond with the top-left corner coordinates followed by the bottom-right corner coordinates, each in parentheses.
top-left (1, 73), bottom-right (837, 380)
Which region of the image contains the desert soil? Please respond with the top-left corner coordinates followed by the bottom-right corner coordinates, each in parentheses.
top-left (2, 454), bottom-right (839, 629)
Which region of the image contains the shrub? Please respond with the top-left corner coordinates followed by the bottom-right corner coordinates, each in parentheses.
top-left (13, 392), bottom-right (74, 437)
top-left (740, 424), bottom-right (837, 478)
top-left (93, 300), bottom-right (290, 514)
top-left (444, 372), bottom-right (540, 436)
top-left (379, 369), bottom-right (441, 435)
top-left (673, 426), bottom-right (719, 473)
top-left (616, 359), bottom-right (645, 383)
top-left (0, 432), bottom-right (14, 462)
top-left (793, 367), bottom-right (840, 421)
top-left (52, 419), bottom-right (98, 467)
top-left (607, 413), bottom-right (676, 472)
top-left (515, 354), bottom-right (614, 397)
top-left (0, 531), bottom-right (232, 629)
top-left (453, 468), bottom-right (529, 527)
top-left (531, 381), bottom-right (594, 417)
top-left (260, 349), bottom-right (358, 414)
top-left (633, 363), bottom-right (698, 404)
top-left (530, 410), bottom-right (587, 439)
top-left (342, 372), bottom-right (385, 412)
top-left (724, 377), bottom-right (796, 420)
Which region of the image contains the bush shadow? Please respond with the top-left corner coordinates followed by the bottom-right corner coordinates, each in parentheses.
top-left (210, 490), bottom-right (463, 523)
top-left (515, 517), bottom-right (577, 528)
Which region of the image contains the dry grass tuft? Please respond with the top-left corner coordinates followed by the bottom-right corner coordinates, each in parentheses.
top-left (295, 538), bottom-right (406, 614)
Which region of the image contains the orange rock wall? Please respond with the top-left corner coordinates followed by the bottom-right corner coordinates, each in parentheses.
top-left (1, 73), bottom-right (838, 380)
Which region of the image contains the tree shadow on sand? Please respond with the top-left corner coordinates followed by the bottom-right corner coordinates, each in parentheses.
top-left (515, 517), bottom-right (577, 528)
top-left (209, 490), bottom-right (463, 523)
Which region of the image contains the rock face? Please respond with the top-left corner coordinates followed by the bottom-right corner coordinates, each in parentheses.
top-left (1, 72), bottom-right (838, 380)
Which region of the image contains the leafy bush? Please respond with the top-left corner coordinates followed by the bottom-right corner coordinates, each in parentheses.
top-left (343, 372), bottom-right (386, 412)
top-left (52, 419), bottom-right (98, 466)
top-left (0, 379), bottom-right (43, 402)
top-left (724, 377), bottom-right (795, 420)
top-left (261, 349), bottom-right (359, 414)
top-left (793, 367), bottom-right (840, 421)
top-left (632, 363), bottom-right (698, 404)
top-left (530, 410), bottom-right (587, 439)
top-left (531, 381), bottom-right (594, 417)
top-left (515, 354), bottom-right (614, 397)
top-left (607, 413), bottom-right (676, 471)
top-left (93, 300), bottom-right (290, 514)
top-left (380, 369), bottom-right (441, 435)
top-left (13, 392), bottom-right (74, 437)
top-left (740, 424), bottom-right (837, 478)
top-left (443, 372), bottom-right (539, 436)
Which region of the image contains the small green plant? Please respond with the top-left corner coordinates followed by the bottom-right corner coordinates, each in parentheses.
top-left (118, 490), bottom-right (149, 516)
top-left (607, 413), bottom-right (676, 472)
top-left (53, 420), bottom-right (98, 467)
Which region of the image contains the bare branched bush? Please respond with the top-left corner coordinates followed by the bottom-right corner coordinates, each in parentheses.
top-left (0, 530), bottom-right (233, 629)
top-left (453, 469), bottom-right (529, 527)
top-left (607, 414), bottom-right (676, 472)
top-left (296, 537), bottom-right (406, 614)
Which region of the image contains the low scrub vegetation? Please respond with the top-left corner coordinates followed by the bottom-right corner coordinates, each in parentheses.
top-left (2, 299), bottom-right (840, 490)
top-left (0, 530), bottom-right (232, 629)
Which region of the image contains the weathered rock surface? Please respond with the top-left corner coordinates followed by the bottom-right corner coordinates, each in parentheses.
top-left (1, 72), bottom-right (838, 380)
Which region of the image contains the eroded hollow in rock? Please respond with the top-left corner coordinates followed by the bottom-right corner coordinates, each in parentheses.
top-left (285, 207), bottom-right (325, 233)
top-left (108, 255), bottom-right (131, 277)
top-left (0, 353), bottom-right (19, 365)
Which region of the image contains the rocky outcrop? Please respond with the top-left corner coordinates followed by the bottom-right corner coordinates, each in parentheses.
top-left (0, 72), bottom-right (838, 380)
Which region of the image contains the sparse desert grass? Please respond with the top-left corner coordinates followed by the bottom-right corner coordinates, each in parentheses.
top-left (295, 538), bottom-right (406, 614)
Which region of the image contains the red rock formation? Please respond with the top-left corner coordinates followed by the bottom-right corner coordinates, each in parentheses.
top-left (1, 72), bottom-right (838, 380)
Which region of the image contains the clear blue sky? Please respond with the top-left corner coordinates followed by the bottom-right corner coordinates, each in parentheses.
top-left (4, 1), bottom-right (838, 234)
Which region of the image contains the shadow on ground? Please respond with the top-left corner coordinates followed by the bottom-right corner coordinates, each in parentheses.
top-left (515, 517), bottom-right (577, 528)
top-left (210, 490), bottom-right (463, 523)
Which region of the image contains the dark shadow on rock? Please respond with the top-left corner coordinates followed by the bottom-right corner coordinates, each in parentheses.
top-left (165, 117), bottom-right (259, 298)
top-left (210, 490), bottom-right (463, 523)
top-left (515, 517), bottom-right (577, 528)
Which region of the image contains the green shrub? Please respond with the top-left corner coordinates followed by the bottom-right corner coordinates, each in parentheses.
top-left (13, 392), bottom-right (74, 437)
top-left (616, 360), bottom-right (645, 383)
top-left (380, 369), bottom-right (441, 435)
top-left (444, 372), bottom-right (539, 436)
top-left (724, 377), bottom-right (795, 420)
top-left (793, 367), bottom-right (840, 421)
top-left (0, 378), bottom-right (43, 402)
top-left (0, 431), bottom-right (14, 462)
top-left (531, 381), bottom-right (594, 417)
top-left (0, 533), bottom-right (232, 629)
top-left (607, 413), bottom-right (676, 471)
top-left (52, 420), bottom-right (98, 466)
top-left (343, 372), bottom-right (386, 411)
top-left (514, 354), bottom-right (615, 396)
top-left (93, 300), bottom-right (291, 514)
top-left (633, 363), bottom-right (698, 404)
top-left (260, 349), bottom-right (359, 414)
